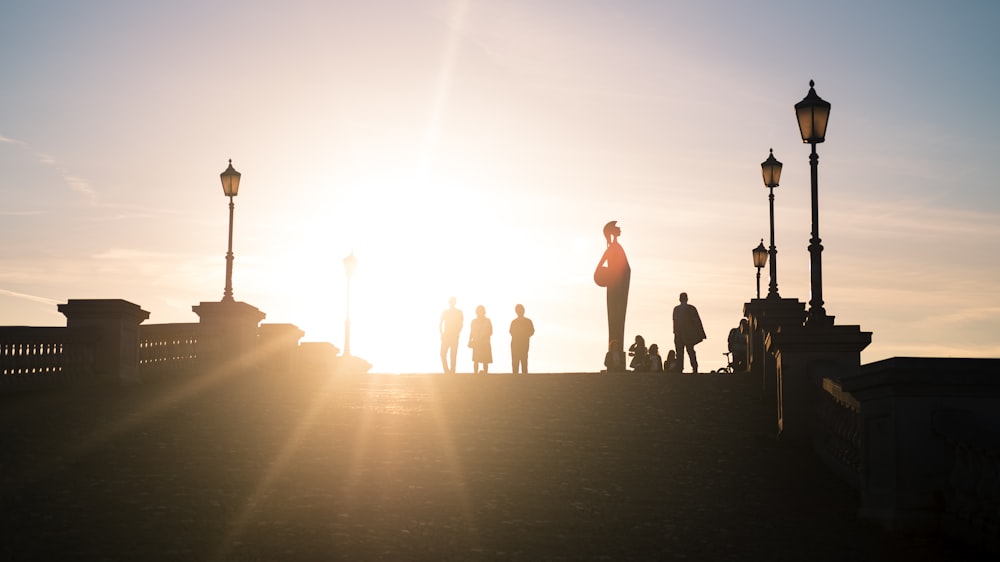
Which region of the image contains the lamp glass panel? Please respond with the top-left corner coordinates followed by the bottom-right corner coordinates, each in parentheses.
top-left (796, 107), bottom-right (814, 143)
top-left (761, 158), bottom-right (782, 187)
top-left (220, 164), bottom-right (241, 196)
top-left (795, 89), bottom-right (831, 143)
top-left (812, 105), bottom-right (830, 141)
top-left (752, 243), bottom-right (768, 268)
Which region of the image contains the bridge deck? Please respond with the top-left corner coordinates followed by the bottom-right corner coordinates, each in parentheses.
top-left (0, 371), bottom-right (986, 560)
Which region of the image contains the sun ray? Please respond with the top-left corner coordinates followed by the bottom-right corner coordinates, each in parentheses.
top-left (419, 0), bottom-right (470, 175)
top-left (210, 372), bottom-right (341, 561)
top-left (0, 355), bottom-right (252, 498)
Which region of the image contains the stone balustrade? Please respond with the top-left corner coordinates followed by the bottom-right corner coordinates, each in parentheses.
top-left (814, 376), bottom-right (862, 489)
top-left (138, 323), bottom-right (200, 376)
top-left (2, 299), bottom-right (307, 390)
top-left (935, 409), bottom-right (1000, 554)
top-left (840, 357), bottom-right (1000, 531)
top-left (0, 326), bottom-right (98, 387)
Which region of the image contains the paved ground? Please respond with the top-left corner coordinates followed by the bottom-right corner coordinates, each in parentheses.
top-left (0, 370), bottom-right (989, 561)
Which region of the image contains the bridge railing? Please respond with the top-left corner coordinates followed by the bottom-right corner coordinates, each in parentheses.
top-left (138, 323), bottom-right (200, 377)
top-left (2, 304), bottom-right (308, 390)
top-left (935, 411), bottom-right (1000, 555)
top-left (0, 326), bottom-right (98, 388)
top-left (839, 357), bottom-right (1000, 534)
top-left (813, 376), bottom-right (862, 490)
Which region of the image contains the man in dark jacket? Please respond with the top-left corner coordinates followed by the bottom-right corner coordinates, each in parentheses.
top-left (672, 292), bottom-right (706, 373)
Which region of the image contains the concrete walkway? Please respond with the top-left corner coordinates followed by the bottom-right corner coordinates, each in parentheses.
top-left (0, 371), bottom-right (988, 561)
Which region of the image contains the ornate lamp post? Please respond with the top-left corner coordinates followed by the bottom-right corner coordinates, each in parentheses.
top-left (760, 148), bottom-right (783, 299)
top-left (219, 160), bottom-right (242, 302)
top-left (342, 251), bottom-right (358, 356)
top-left (752, 240), bottom-right (768, 299)
top-left (795, 80), bottom-right (832, 325)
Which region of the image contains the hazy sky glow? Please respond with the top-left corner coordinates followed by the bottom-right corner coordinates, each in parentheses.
top-left (2, 1), bottom-right (998, 373)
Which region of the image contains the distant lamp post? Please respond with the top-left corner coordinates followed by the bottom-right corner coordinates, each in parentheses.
top-left (760, 148), bottom-right (783, 299)
top-left (752, 240), bottom-right (768, 299)
top-left (795, 80), bottom-right (832, 324)
top-left (219, 159), bottom-right (242, 302)
top-left (343, 251), bottom-right (358, 356)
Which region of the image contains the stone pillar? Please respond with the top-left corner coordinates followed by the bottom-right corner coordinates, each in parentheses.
top-left (192, 300), bottom-right (266, 371)
top-left (257, 323), bottom-right (305, 374)
top-left (767, 321), bottom-right (871, 440)
top-left (58, 299), bottom-right (150, 384)
top-left (744, 297), bottom-right (806, 421)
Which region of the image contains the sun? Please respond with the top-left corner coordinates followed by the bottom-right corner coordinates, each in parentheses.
top-left (271, 168), bottom-right (538, 373)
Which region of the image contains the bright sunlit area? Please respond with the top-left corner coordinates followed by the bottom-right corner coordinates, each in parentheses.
top-left (1, 0), bottom-right (999, 373)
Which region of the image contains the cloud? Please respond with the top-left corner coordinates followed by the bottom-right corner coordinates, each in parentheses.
top-left (0, 287), bottom-right (60, 306)
top-left (0, 131), bottom-right (96, 198)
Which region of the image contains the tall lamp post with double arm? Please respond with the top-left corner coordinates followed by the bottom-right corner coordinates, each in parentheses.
top-left (795, 80), bottom-right (832, 325)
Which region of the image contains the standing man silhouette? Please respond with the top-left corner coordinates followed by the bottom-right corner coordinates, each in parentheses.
top-left (439, 296), bottom-right (464, 373)
top-left (594, 221), bottom-right (630, 372)
top-left (672, 292), bottom-right (706, 373)
top-left (509, 303), bottom-right (535, 374)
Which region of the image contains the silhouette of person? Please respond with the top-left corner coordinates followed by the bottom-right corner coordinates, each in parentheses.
top-left (648, 343), bottom-right (663, 372)
top-left (672, 292), bottom-right (706, 373)
top-left (469, 305), bottom-right (493, 374)
top-left (439, 296), bottom-right (464, 373)
top-left (628, 334), bottom-right (648, 372)
top-left (604, 340), bottom-right (624, 373)
top-left (509, 304), bottom-right (535, 374)
top-left (664, 349), bottom-right (679, 372)
top-left (594, 220), bottom-right (630, 371)
top-left (728, 319), bottom-right (749, 371)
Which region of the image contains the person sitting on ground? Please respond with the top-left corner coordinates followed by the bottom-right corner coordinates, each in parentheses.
top-left (628, 334), bottom-right (648, 372)
top-left (647, 344), bottom-right (663, 372)
top-left (665, 349), bottom-right (680, 372)
top-left (604, 340), bottom-right (624, 373)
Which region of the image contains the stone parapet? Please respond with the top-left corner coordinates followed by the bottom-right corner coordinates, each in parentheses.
top-left (58, 299), bottom-right (150, 384)
top-left (744, 297), bottom-right (807, 424)
top-left (765, 321), bottom-right (871, 439)
top-left (192, 300), bottom-right (266, 371)
top-left (840, 357), bottom-right (1000, 530)
top-left (257, 323), bottom-right (305, 374)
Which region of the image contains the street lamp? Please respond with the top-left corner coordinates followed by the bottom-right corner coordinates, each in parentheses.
top-left (343, 251), bottom-right (358, 356)
top-left (760, 148), bottom-right (782, 299)
top-left (752, 239), bottom-right (768, 299)
top-left (795, 80), bottom-right (832, 325)
top-left (219, 159), bottom-right (241, 302)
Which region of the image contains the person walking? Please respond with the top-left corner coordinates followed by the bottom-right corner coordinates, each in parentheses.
top-left (469, 305), bottom-right (493, 374)
top-left (509, 304), bottom-right (535, 374)
top-left (439, 297), bottom-right (464, 373)
top-left (672, 292), bottom-right (706, 373)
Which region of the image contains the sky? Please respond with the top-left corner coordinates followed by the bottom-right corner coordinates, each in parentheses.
top-left (1, 0), bottom-right (998, 374)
